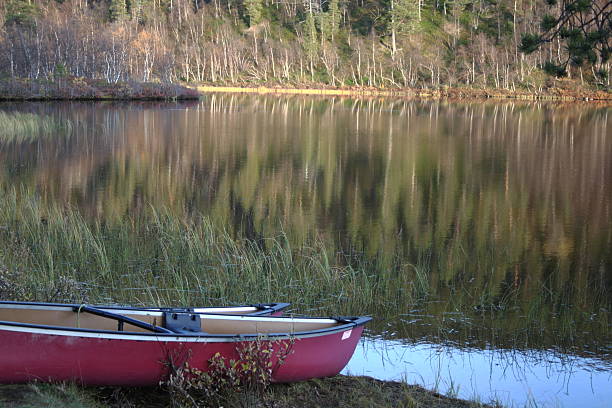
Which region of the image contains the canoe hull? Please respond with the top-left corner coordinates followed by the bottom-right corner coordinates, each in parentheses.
top-left (0, 324), bottom-right (364, 385)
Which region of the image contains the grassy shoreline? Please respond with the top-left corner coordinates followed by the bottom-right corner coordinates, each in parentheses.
top-left (195, 83), bottom-right (612, 101)
top-left (0, 78), bottom-right (200, 101)
top-left (1, 77), bottom-right (610, 101)
top-left (0, 376), bottom-right (497, 408)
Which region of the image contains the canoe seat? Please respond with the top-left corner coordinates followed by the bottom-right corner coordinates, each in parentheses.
top-left (163, 312), bottom-right (204, 334)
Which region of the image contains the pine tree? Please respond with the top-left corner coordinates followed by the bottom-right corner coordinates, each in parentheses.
top-left (520, 0), bottom-right (611, 78)
top-left (389, 0), bottom-right (420, 59)
top-left (304, 9), bottom-right (319, 80)
top-left (316, 0), bottom-right (341, 43)
top-left (328, 0), bottom-right (341, 42)
top-left (5, 0), bottom-right (39, 27)
top-left (109, 0), bottom-right (127, 22)
top-left (130, 0), bottom-right (145, 24)
top-left (244, 0), bottom-right (264, 27)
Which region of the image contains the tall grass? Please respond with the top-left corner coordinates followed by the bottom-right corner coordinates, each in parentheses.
top-left (0, 189), bottom-right (608, 353)
top-left (0, 111), bottom-right (72, 143)
top-left (0, 189), bottom-right (423, 317)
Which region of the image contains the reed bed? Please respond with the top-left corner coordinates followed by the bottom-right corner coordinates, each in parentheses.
top-left (0, 189), bottom-right (608, 353)
top-left (0, 111), bottom-right (73, 143)
top-left (0, 189), bottom-right (420, 316)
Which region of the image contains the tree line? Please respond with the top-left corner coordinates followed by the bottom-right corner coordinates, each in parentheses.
top-left (0, 0), bottom-right (609, 89)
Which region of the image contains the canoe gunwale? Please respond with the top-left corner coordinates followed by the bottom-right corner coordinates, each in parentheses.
top-left (0, 315), bottom-right (372, 342)
top-left (0, 300), bottom-right (291, 316)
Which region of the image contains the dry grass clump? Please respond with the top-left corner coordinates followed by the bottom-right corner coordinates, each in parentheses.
top-left (0, 111), bottom-right (73, 143)
top-left (0, 267), bottom-right (28, 301)
top-left (0, 266), bottom-right (88, 303)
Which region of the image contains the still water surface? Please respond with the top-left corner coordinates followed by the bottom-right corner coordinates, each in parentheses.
top-left (0, 96), bottom-right (610, 406)
top-left (344, 337), bottom-right (611, 407)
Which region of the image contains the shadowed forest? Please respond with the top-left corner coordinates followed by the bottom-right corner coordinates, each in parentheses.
top-left (0, 0), bottom-right (610, 90)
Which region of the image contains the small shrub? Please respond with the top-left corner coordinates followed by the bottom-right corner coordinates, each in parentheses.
top-left (0, 267), bottom-right (28, 300)
top-left (37, 275), bottom-right (90, 304)
top-left (0, 266), bottom-right (88, 303)
top-left (162, 337), bottom-right (294, 407)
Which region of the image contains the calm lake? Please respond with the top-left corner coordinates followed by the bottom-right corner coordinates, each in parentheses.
top-left (0, 96), bottom-right (610, 407)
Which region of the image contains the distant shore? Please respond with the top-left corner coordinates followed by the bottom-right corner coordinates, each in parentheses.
top-left (0, 77), bottom-right (200, 101)
top-left (196, 83), bottom-right (612, 101)
top-left (1, 77), bottom-right (609, 102)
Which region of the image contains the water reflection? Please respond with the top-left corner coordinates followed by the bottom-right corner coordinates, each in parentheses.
top-left (0, 96), bottom-right (610, 363)
top-left (345, 337), bottom-right (612, 407)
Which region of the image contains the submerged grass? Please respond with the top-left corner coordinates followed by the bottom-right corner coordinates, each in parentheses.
top-left (0, 111), bottom-right (73, 144)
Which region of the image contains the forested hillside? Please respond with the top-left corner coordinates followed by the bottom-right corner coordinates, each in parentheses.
top-left (0, 0), bottom-right (610, 90)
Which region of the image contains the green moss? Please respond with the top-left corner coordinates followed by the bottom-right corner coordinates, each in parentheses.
top-left (0, 384), bottom-right (100, 408)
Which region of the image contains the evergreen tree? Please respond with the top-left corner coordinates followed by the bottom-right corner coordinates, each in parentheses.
top-left (328, 0), bottom-right (341, 42)
top-left (4, 0), bottom-right (39, 27)
top-left (316, 0), bottom-right (343, 43)
top-left (130, 0), bottom-right (145, 24)
top-left (520, 0), bottom-right (611, 78)
top-left (244, 0), bottom-right (264, 27)
top-left (304, 9), bottom-right (319, 80)
top-left (388, 0), bottom-right (420, 58)
top-left (109, 0), bottom-right (127, 22)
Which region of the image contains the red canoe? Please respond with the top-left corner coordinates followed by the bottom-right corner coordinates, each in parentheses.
top-left (0, 302), bottom-right (370, 385)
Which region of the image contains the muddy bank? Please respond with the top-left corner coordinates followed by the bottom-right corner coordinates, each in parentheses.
top-left (196, 83), bottom-right (611, 101)
top-left (1, 77), bottom-right (609, 102)
top-left (0, 78), bottom-right (200, 101)
top-left (0, 376), bottom-right (497, 407)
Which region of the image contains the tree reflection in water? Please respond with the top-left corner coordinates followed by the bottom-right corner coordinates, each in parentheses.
top-left (0, 96), bottom-right (610, 361)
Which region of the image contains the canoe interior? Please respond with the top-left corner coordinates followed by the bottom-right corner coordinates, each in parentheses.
top-left (0, 304), bottom-right (338, 334)
top-left (192, 307), bottom-right (260, 314)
